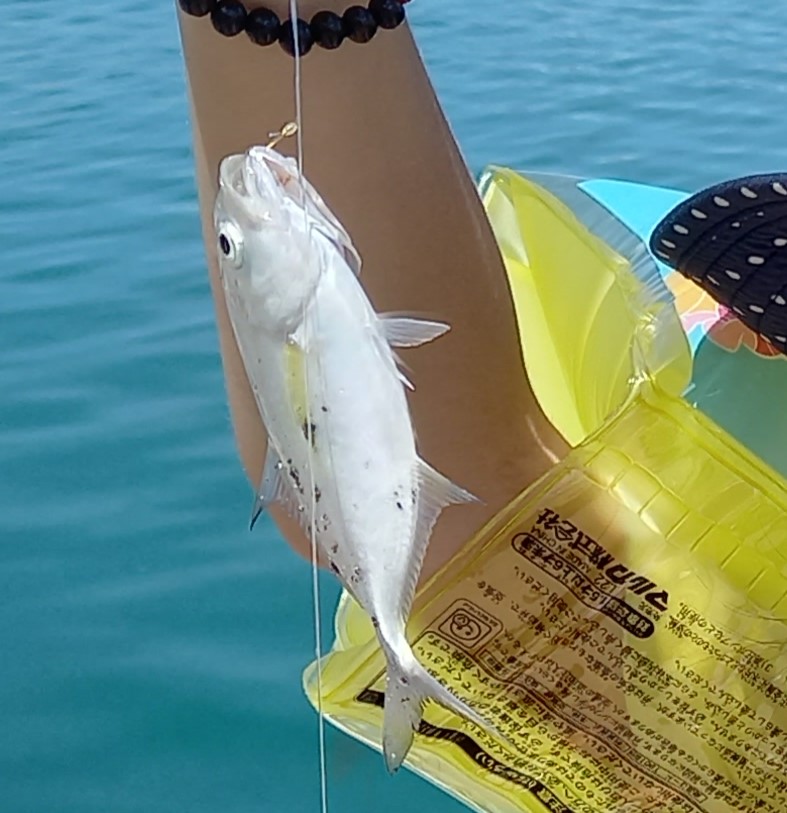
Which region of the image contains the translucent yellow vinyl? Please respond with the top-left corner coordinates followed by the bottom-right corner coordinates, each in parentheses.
top-left (303, 169), bottom-right (787, 813)
top-left (478, 166), bottom-right (693, 447)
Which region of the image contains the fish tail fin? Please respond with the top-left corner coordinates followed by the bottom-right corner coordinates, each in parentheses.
top-left (381, 644), bottom-right (491, 774)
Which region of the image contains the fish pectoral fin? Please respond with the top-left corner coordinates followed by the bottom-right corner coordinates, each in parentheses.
top-left (373, 331), bottom-right (416, 391)
top-left (379, 314), bottom-right (451, 348)
top-left (381, 316), bottom-right (450, 390)
top-left (249, 446), bottom-right (289, 530)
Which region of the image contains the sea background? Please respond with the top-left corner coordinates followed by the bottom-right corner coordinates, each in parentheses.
top-left (1, 1), bottom-right (785, 811)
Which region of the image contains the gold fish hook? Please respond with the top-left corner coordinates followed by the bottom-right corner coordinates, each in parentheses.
top-left (266, 122), bottom-right (299, 149)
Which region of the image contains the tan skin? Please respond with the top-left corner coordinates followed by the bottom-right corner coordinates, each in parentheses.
top-left (177, 2), bottom-right (568, 583)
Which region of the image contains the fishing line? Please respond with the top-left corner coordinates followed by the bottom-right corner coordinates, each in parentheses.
top-left (287, 3), bottom-right (330, 812)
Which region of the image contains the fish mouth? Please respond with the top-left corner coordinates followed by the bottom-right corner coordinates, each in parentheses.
top-left (247, 145), bottom-right (296, 185)
top-left (218, 148), bottom-right (293, 204)
top-left (218, 153), bottom-right (252, 198)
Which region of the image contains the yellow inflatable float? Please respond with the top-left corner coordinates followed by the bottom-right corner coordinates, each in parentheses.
top-left (303, 167), bottom-right (787, 813)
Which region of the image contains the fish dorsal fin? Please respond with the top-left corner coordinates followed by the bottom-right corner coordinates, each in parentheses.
top-left (395, 357), bottom-right (415, 391)
top-left (379, 314), bottom-right (451, 348)
top-left (400, 460), bottom-right (480, 617)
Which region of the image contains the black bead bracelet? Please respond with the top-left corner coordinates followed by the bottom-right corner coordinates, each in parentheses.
top-left (178, 0), bottom-right (409, 56)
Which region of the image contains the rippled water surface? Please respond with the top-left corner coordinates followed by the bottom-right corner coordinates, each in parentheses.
top-left (1, 1), bottom-right (784, 811)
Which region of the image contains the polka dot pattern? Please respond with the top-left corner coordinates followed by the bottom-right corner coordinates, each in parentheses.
top-left (650, 173), bottom-right (787, 354)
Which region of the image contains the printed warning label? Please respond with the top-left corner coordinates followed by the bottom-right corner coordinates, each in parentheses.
top-left (361, 502), bottom-right (787, 813)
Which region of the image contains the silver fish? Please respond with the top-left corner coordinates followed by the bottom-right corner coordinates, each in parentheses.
top-left (213, 142), bottom-right (487, 772)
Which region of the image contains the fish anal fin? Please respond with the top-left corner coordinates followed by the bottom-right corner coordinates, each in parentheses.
top-left (379, 314), bottom-right (451, 348)
top-left (250, 445), bottom-right (288, 530)
top-left (249, 445), bottom-right (310, 534)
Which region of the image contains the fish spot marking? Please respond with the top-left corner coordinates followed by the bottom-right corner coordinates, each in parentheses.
top-left (288, 464), bottom-right (304, 495)
top-left (301, 419), bottom-right (317, 446)
top-left (394, 486), bottom-right (405, 511)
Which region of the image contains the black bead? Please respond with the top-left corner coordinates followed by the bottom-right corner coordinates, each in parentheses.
top-left (368, 0), bottom-right (405, 30)
top-left (246, 7), bottom-right (280, 46)
top-left (311, 10), bottom-right (345, 50)
top-left (342, 6), bottom-right (377, 43)
top-left (278, 18), bottom-right (314, 56)
top-left (178, 0), bottom-right (215, 17)
top-left (211, 0), bottom-right (247, 36)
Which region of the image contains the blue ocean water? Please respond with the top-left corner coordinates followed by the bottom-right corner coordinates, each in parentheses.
top-left (1, 1), bottom-right (785, 811)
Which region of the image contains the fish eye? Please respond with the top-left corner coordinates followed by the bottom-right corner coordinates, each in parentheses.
top-left (217, 222), bottom-right (244, 268)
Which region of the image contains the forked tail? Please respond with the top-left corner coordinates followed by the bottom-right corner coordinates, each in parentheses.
top-left (382, 644), bottom-right (491, 773)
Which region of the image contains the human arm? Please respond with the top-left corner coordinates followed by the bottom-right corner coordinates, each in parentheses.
top-left (177, 1), bottom-right (567, 580)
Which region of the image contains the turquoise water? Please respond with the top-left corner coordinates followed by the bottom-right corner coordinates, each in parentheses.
top-left (2, 2), bottom-right (785, 811)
